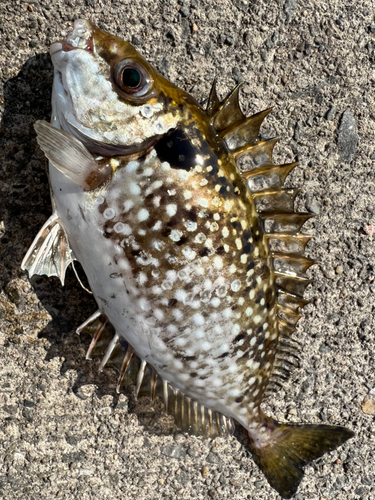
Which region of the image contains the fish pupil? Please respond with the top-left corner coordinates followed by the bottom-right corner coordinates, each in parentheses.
top-left (122, 68), bottom-right (141, 88)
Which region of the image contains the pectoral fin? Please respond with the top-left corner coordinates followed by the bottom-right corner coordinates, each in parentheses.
top-left (34, 120), bottom-right (112, 190)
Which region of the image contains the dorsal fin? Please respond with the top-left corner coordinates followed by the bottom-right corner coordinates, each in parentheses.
top-left (76, 313), bottom-right (235, 438)
top-left (262, 212), bottom-right (314, 234)
top-left (207, 83), bottom-right (273, 157)
top-left (266, 233), bottom-right (312, 256)
top-left (210, 83), bottom-right (245, 132)
top-left (223, 108), bottom-right (272, 151)
top-left (212, 87), bottom-right (316, 394)
top-left (272, 252), bottom-right (316, 277)
top-left (206, 77), bottom-right (221, 117)
top-left (243, 162), bottom-right (298, 192)
top-left (253, 188), bottom-right (300, 214)
top-left (234, 137), bottom-right (280, 165)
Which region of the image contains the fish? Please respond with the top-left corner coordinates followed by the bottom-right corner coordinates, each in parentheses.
top-left (21, 19), bottom-right (354, 499)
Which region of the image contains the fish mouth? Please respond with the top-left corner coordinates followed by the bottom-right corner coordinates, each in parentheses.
top-left (50, 19), bottom-right (94, 57)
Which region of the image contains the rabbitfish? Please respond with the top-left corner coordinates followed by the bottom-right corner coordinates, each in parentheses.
top-left (22, 20), bottom-right (353, 499)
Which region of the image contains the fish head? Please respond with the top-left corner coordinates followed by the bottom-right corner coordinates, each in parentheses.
top-left (50, 19), bottom-right (196, 156)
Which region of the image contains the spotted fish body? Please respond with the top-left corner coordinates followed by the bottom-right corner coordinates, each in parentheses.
top-left (22, 20), bottom-right (353, 499)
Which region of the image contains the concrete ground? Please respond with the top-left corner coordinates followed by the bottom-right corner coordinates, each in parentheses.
top-left (0, 0), bottom-right (374, 499)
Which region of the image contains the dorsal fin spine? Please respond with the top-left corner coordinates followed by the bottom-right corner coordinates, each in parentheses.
top-left (253, 188), bottom-right (301, 214)
top-left (242, 162), bottom-right (298, 179)
top-left (233, 137), bottom-right (280, 162)
top-left (206, 77), bottom-right (220, 116)
top-left (221, 107), bottom-right (273, 138)
top-left (212, 83), bottom-right (245, 132)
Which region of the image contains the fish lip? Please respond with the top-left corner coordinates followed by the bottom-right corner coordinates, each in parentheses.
top-left (50, 38), bottom-right (94, 56)
top-left (50, 41), bottom-right (64, 56)
top-left (50, 19), bottom-right (94, 56)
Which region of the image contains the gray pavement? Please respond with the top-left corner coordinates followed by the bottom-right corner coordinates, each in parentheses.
top-left (0, 0), bottom-right (374, 499)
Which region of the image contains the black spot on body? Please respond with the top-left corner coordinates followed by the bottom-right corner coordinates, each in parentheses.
top-left (234, 332), bottom-right (246, 343)
top-left (218, 352), bottom-right (229, 358)
top-left (243, 242), bottom-right (253, 254)
top-left (262, 266), bottom-right (270, 280)
top-left (216, 245), bottom-right (225, 255)
top-left (247, 278), bottom-right (256, 289)
top-left (218, 176), bottom-right (229, 186)
top-left (266, 289), bottom-right (274, 307)
top-left (184, 208), bottom-right (197, 222)
top-left (168, 298), bottom-right (178, 307)
top-left (155, 128), bottom-right (197, 171)
top-left (242, 229), bottom-right (252, 241)
top-left (166, 216), bottom-right (180, 228)
top-left (232, 220), bottom-right (242, 232)
top-left (199, 247), bottom-right (210, 257)
top-left (253, 228), bottom-right (262, 243)
top-left (185, 281), bottom-right (195, 290)
top-left (207, 164), bottom-right (218, 176)
top-left (176, 236), bottom-right (188, 246)
top-left (190, 372), bottom-right (198, 378)
top-left (161, 227), bottom-right (171, 238)
top-left (256, 337), bottom-right (264, 347)
top-left (235, 396), bottom-right (244, 403)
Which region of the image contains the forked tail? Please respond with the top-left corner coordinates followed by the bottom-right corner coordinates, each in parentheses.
top-left (248, 419), bottom-right (354, 499)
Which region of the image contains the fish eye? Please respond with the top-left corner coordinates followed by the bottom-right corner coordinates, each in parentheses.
top-left (113, 60), bottom-right (154, 99)
top-left (122, 68), bottom-right (141, 88)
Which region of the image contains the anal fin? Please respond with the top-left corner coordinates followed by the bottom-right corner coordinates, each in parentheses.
top-left (78, 312), bottom-right (235, 438)
top-left (21, 212), bottom-right (75, 286)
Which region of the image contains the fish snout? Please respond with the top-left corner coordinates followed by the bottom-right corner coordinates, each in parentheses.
top-left (66, 19), bottom-right (93, 49)
top-left (50, 19), bottom-right (93, 57)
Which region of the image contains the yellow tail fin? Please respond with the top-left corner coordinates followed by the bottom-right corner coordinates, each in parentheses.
top-left (249, 421), bottom-right (354, 499)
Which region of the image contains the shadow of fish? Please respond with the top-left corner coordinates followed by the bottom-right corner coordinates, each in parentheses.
top-left (22, 20), bottom-right (353, 499)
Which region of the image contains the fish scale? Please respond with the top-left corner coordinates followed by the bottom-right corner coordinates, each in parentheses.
top-left (79, 135), bottom-right (278, 419)
top-left (22, 19), bottom-right (354, 499)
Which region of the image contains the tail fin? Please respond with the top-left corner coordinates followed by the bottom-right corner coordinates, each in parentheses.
top-left (249, 421), bottom-right (354, 499)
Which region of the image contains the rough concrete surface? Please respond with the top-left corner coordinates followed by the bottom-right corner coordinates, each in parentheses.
top-left (0, 0), bottom-right (374, 499)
